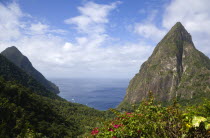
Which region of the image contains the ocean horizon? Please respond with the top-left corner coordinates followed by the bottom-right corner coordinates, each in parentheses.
top-left (50, 78), bottom-right (130, 110)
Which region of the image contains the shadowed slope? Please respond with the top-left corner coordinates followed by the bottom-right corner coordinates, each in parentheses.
top-left (1, 46), bottom-right (59, 94)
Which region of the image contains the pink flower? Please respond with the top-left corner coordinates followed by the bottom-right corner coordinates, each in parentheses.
top-left (108, 128), bottom-right (114, 131)
top-left (126, 112), bottom-right (134, 117)
top-left (113, 124), bottom-right (121, 128)
top-left (91, 128), bottom-right (99, 135)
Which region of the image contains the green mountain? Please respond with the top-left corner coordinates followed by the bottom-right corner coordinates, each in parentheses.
top-left (0, 54), bottom-right (56, 98)
top-left (118, 22), bottom-right (210, 109)
top-left (0, 76), bottom-right (110, 137)
top-left (0, 49), bottom-right (111, 137)
top-left (1, 46), bottom-right (59, 94)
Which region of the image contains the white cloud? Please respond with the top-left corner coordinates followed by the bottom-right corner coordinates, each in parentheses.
top-left (76, 37), bottom-right (88, 46)
top-left (134, 23), bottom-right (166, 42)
top-left (29, 22), bottom-right (49, 34)
top-left (133, 0), bottom-right (210, 57)
top-left (64, 1), bottom-right (121, 34)
top-left (2, 0), bottom-right (208, 79)
top-left (63, 42), bottom-right (74, 51)
top-left (133, 9), bottom-right (167, 43)
top-left (163, 0), bottom-right (210, 30)
top-left (0, 1), bottom-right (153, 79)
top-left (29, 22), bottom-right (67, 35)
top-left (0, 2), bottom-right (23, 40)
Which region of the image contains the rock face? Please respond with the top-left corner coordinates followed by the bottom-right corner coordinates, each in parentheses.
top-left (119, 22), bottom-right (210, 108)
top-left (1, 46), bottom-right (60, 94)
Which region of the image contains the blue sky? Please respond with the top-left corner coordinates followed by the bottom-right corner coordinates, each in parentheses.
top-left (16, 0), bottom-right (169, 44)
top-left (0, 0), bottom-right (210, 79)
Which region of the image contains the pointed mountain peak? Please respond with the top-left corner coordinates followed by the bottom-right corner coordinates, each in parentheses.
top-left (8, 46), bottom-right (18, 50)
top-left (169, 22), bottom-right (187, 34)
top-left (1, 46), bottom-right (28, 71)
top-left (1, 46), bottom-right (60, 94)
top-left (2, 46), bottom-right (23, 56)
top-left (5, 46), bottom-right (19, 51)
top-left (118, 21), bottom-right (210, 110)
top-left (173, 22), bottom-right (184, 29)
top-left (162, 22), bottom-right (192, 43)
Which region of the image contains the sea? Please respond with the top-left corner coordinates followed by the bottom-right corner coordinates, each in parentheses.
top-left (51, 78), bottom-right (130, 111)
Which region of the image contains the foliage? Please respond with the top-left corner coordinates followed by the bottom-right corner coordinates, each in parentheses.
top-left (89, 93), bottom-right (210, 138)
top-left (0, 46), bottom-right (209, 137)
top-left (0, 54), bottom-right (57, 98)
top-left (1, 46), bottom-right (59, 94)
top-left (0, 77), bottom-right (112, 137)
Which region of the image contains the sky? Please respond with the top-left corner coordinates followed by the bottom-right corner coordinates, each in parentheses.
top-left (0, 0), bottom-right (210, 79)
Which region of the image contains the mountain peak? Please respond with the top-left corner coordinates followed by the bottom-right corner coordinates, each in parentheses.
top-left (118, 22), bottom-right (210, 110)
top-left (1, 46), bottom-right (60, 94)
top-left (9, 45), bottom-right (18, 49)
top-left (162, 22), bottom-right (192, 43)
top-left (170, 22), bottom-right (186, 33)
top-left (5, 46), bottom-right (20, 51)
top-left (173, 22), bottom-right (184, 29)
top-left (2, 46), bottom-right (25, 60)
top-left (1, 46), bottom-right (25, 66)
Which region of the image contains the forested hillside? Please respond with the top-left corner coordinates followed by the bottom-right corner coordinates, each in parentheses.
top-left (1, 46), bottom-right (60, 94)
top-left (0, 76), bottom-right (112, 137)
top-left (0, 54), bottom-right (112, 137)
top-left (0, 54), bottom-right (56, 98)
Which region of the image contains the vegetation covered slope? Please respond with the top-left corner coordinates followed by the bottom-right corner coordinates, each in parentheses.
top-left (0, 51), bottom-right (111, 137)
top-left (1, 46), bottom-right (59, 94)
top-left (118, 22), bottom-right (210, 110)
top-left (0, 54), bottom-right (56, 98)
top-left (0, 77), bottom-right (110, 137)
top-left (89, 93), bottom-right (210, 138)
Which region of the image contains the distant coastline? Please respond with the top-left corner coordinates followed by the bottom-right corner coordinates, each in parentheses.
top-left (51, 78), bottom-right (129, 110)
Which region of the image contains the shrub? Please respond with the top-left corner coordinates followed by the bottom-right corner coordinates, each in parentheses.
top-left (89, 93), bottom-right (210, 138)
